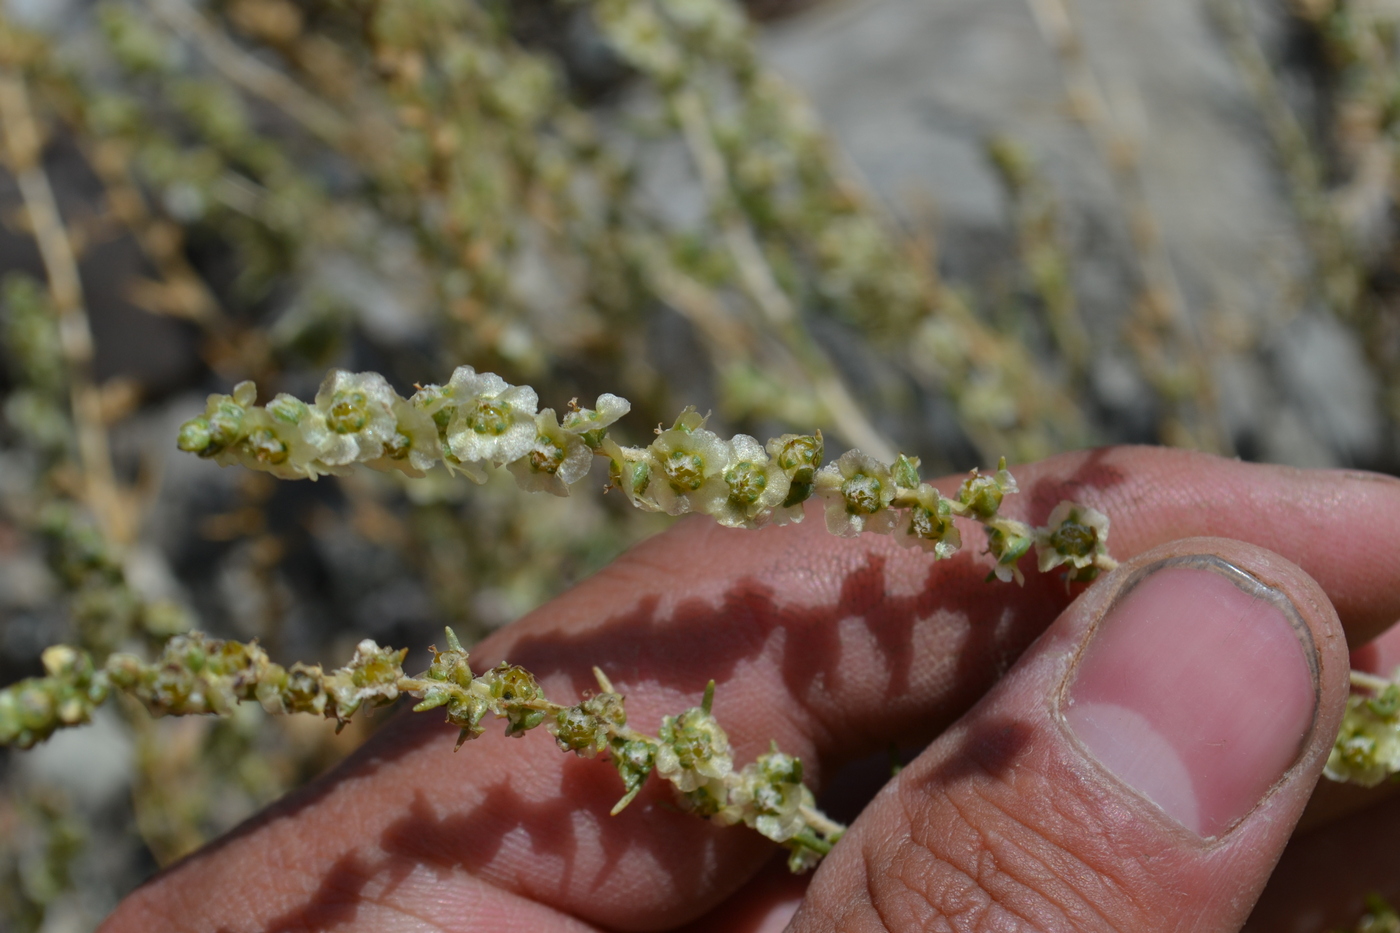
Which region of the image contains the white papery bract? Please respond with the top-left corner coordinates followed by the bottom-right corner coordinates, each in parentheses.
top-left (562, 393), bottom-right (631, 447)
top-left (365, 397), bottom-right (441, 478)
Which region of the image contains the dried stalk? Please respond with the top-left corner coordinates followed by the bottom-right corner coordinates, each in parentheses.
top-left (0, 67), bottom-right (133, 544)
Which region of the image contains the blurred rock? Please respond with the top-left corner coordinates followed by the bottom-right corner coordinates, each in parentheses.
top-left (763, 0), bottom-right (1380, 466)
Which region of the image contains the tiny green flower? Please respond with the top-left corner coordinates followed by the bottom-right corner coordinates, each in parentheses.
top-left (561, 393), bottom-right (631, 449)
top-left (507, 409), bottom-right (594, 496)
top-left (1034, 500), bottom-right (1112, 582)
top-left (984, 518), bottom-right (1035, 585)
top-left (711, 434), bottom-right (790, 528)
top-left (813, 449), bottom-right (897, 537)
top-left (601, 437), bottom-right (661, 512)
top-left (957, 456), bottom-right (1019, 519)
top-left (899, 483), bottom-right (962, 558)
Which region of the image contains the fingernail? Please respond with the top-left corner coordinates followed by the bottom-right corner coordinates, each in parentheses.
top-left (1062, 556), bottom-right (1319, 838)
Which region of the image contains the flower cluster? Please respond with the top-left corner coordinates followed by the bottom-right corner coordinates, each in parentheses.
top-left (0, 633), bottom-right (410, 750)
top-left (396, 632), bottom-right (843, 867)
top-left (177, 368), bottom-right (1119, 582)
top-left (0, 646), bottom-right (109, 750)
top-left (1326, 672), bottom-right (1400, 787)
top-left (1346, 896), bottom-right (1400, 933)
top-left (176, 368), bottom-right (629, 492)
top-left (2, 628), bottom-right (845, 870)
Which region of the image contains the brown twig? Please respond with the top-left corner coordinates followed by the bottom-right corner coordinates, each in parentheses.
top-left (0, 67), bottom-right (133, 544)
top-left (672, 86), bottom-right (897, 461)
top-left (1025, 0), bottom-right (1229, 453)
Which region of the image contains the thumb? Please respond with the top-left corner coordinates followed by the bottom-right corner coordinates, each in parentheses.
top-left (790, 537), bottom-right (1348, 933)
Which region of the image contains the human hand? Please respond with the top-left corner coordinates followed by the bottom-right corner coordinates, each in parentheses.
top-left (99, 446), bottom-right (1400, 932)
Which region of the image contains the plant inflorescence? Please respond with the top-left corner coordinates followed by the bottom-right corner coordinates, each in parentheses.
top-left (172, 367), bottom-right (1118, 581)
top-left (0, 628), bottom-right (844, 870)
top-left (2, 364), bottom-right (1121, 871)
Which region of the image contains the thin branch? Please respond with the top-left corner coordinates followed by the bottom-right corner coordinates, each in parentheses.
top-left (0, 67), bottom-right (133, 544)
top-left (1025, 0), bottom-right (1228, 454)
top-left (145, 0), bottom-right (350, 148)
top-left (672, 87), bottom-right (897, 462)
top-left (1351, 670), bottom-right (1394, 693)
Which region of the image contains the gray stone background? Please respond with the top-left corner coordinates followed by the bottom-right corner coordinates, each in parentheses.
top-left (762, 0), bottom-right (1383, 469)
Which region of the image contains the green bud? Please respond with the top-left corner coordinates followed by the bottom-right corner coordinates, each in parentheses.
top-left (267, 393), bottom-right (310, 425)
top-left (840, 472), bottom-right (884, 515)
top-left (207, 400), bottom-right (247, 448)
top-left (890, 454), bottom-right (921, 490)
top-left (176, 416), bottom-right (213, 453)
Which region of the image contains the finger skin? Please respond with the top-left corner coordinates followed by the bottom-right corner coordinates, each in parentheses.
top-left (100, 447), bottom-right (1400, 932)
top-left (1246, 621), bottom-right (1400, 930)
top-left (789, 538), bottom-right (1350, 933)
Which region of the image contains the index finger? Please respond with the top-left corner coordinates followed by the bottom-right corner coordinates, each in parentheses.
top-left (101, 446), bottom-right (1400, 932)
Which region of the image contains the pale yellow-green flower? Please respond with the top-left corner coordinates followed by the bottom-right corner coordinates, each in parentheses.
top-left (655, 703), bottom-right (734, 795)
top-left (363, 396), bottom-right (442, 478)
top-left (440, 366), bottom-right (540, 466)
top-left (814, 449), bottom-right (896, 537)
top-left (561, 393), bottom-right (632, 448)
top-left (1035, 500), bottom-right (1113, 582)
top-left (719, 746), bottom-right (814, 844)
top-left (646, 409), bottom-right (732, 516)
top-left (711, 434), bottom-right (790, 528)
top-left (956, 456), bottom-right (1019, 519)
top-left (899, 483), bottom-right (962, 558)
top-left (1328, 686), bottom-right (1400, 787)
top-left (765, 432), bottom-right (823, 524)
top-left (507, 408), bottom-right (594, 496)
top-left (302, 370), bottom-right (400, 467)
top-left (984, 517), bottom-right (1035, 585)
top-left (601, 437), bottom-right (661, 512)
